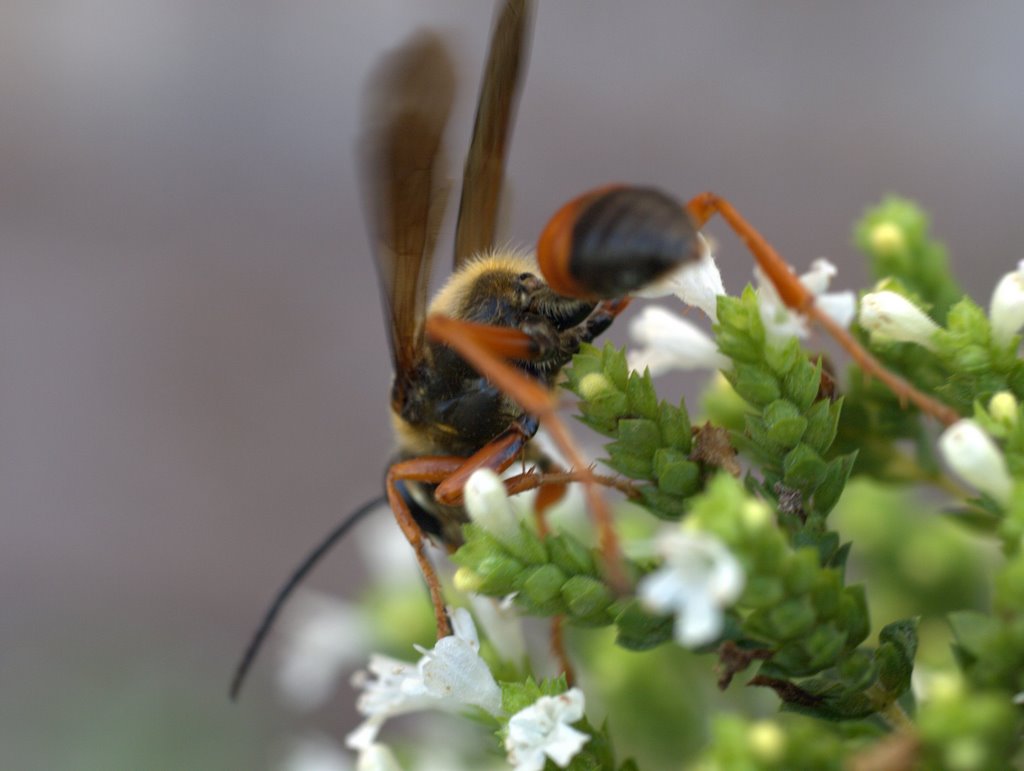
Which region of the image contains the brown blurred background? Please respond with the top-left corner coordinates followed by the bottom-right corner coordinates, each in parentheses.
top-left (2, 1), bottom-right (1023, 768)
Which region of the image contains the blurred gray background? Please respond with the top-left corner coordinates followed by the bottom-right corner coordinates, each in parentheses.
top-left (3, 1), bottom-right (1023, 768)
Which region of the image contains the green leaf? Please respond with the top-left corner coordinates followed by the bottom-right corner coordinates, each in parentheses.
top-left (614, 418), bottom-right (662, 453)
top-left (653, 453), bottom-right (700, 497)
top-left (837, 586), bottom-right (870, 647)
top-left (728, 363), bottom-right (782, 406)
top-left (604, 445), bottom-right (653, 479)
top-left (782, 443), bottom-right (828, 492)
top-left (811, 452), bottom-right (857, 515)
top-left (657, 400), bottom-right (692, 452)
top-left (521, 564), bottom-right (569, 612)
top-left (764, 398), bottom-right (809, 447)
top-left (783, 358), bottom-right (822, 412)
top-left (625, 369), bottom-right (659, 419)
top-left (602, 342), bottom-right (629, 390)
top-left (561, 575), bottom-right (614, 623)
top-left (613, 599), bottom-right (674, 650)
top-left (764, 337), bottom-right (802, 376)
top-left (802, 397), bottom-right (843, 455)
top-left (546, 533), bottom-right (597, 577)
top-left (767, 596), bottom-right (817, 640)
top-left (876, 617), bottom-right (918, 697)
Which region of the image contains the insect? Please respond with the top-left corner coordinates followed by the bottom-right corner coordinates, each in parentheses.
top-left (229, 0), bottom-right (700, 700)
top-left (232, 0), bottom-right (959, 702)
top-left (360, 0), bottom-right (707, 637)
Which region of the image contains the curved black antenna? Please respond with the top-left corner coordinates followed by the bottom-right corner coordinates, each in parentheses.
top-left (229, 495), bottom-right (385, 701)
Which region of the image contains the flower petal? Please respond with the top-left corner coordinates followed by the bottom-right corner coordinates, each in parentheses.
top-left (282, 736), bottom-right (354, 771)
top-left (276, 591), bottom-right (370, 711)
top-left (859, 291), bottom-right (940, 350)
top-left (755, 258), bottom-right (854, 342)
top-left (464, 470), bottom-right (520, 544)
top-left (989, 260), bottom-right (1024, 347)
top-left (347, 614), bottom-right (502, 748)
top-left (938, 419), bottom-right (1013, 506)
top-left (356, 744), bottom-right (403, 771)
top-left (469, 593), bottom-right (526, 666)
top-left (627, 306), bottom-right (729, 375)
top-left (418, 636), bottom-right (503, 715)
top-left (634, 235), bottom-right (725, 320)
top-left (505, 688), bottom-right (590, 771)
top-left (637, 530), bottom-right (745, 649)
top-left (674, 593), bottom-right (722, 647)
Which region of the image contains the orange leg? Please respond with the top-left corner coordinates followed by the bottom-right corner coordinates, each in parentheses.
top-left (390, 423), bottom-right (572, 639)
top-left (387, 456), bottom-right (468, 638)
top-left (530, 460), bottom-right (576, 685)
top-left (434, 425), bottom-right (533, 505)
top-left (685, 192), bottom-right (959, 427)
top-left (426, 312), bottom-right (631, 593)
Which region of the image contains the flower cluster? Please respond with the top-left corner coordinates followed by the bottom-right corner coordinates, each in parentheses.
top-left (274, 196), bottom-right (1023, 770)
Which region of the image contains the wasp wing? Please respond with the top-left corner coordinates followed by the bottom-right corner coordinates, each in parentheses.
top-left (360, 33), bottom-right (455, 384)
top-left (453, 0), bottom-right (532, 268)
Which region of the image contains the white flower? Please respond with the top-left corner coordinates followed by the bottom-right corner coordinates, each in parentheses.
top-left (358, 513), bottom-right (425, 589)
top-left (627, 306), bottom-right (729, 376)
top-left (638, 530), bottom-right (745, 647)
top-left (938, 419), bottom-right (1013, 506)
top-left (347, 608), bottom-right (502, 750)
top-left (417, 608), bottom-right (502, 713)
top-left (757, 258), bottom-right (856, 342)
top-left (346, 654), bottom-right (434, 750)
top-left (468, 592), bottom-right (527, 666)
top-left (281, 736), bottom-right (354, 771)
top-left (633, 234), bottom-right (725, 320)
top-left (276, 591), bottom-right (371, 711)
top-left (858, 290), bottom-right (940, 350)
top-left (356, 744), bottom-right (403, 771)
top-left (505, 688), bottom-right (590, 771)
top-left (464, 469), bottom-right (520, 543)
top-left (989, 260), bottom-right (1024, 347)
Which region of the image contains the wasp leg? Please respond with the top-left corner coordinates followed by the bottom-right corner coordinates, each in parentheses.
top-left (426, 315), bottom-right (628, 592)
top-left (434, 418), bottom-right (535, 505)
top-left (572, 297), bottom-right (630, 347)
top-left (391, 421), bottom-right (543, 640)
top-left (386, 457), bottom-right (469, 638)
top-left (685, 192), bottom-right (959, 427)
top-left (528, 456), bottom-right (576, 685)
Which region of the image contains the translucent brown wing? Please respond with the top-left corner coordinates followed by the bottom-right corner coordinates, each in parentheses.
top-left (360, 33), bottom-right (455, 382)
top-left (453, 0), bottom-right (532, 268)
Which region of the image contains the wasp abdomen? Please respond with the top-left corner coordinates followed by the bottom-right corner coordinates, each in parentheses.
top-left (538, 186), bottom-right (701, 300)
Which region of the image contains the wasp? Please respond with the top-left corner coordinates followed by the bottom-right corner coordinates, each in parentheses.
top-left (360, 0), bottom-right (707, 642)
top-left (233, 0), bottom-right (951, 701)
top-left (229, 0), bottom-right (700, 699)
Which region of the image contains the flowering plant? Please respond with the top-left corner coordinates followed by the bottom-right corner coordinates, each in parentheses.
top-left (281, 197), bottom-right (1024, 770)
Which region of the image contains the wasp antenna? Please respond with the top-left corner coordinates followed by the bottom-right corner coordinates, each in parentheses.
top-left (229, 495), bottom-right (385, 701)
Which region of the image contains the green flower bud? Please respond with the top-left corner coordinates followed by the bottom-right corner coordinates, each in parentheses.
top-left (988, 391), bottom-right (1019, 427)
top-left (868, 221), bottom-right (907, 256)
top-left (748, 721), bottom-right (786, 763)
